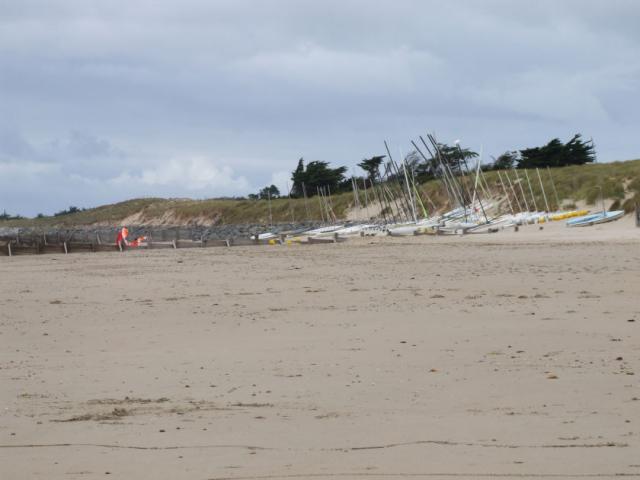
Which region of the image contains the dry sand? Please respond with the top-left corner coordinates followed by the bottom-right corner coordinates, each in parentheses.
top-left (1, 217), bottom-right (639, 479)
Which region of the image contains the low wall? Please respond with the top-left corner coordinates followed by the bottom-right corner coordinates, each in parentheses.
top-left (0, 222), bottom-right (324, 244)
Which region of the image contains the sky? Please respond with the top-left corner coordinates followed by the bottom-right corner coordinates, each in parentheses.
top-left (1, 0), bottom-right (639, 216)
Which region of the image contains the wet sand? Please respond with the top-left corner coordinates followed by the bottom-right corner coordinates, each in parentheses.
top-left (1, 218), bottom-right (639, 479)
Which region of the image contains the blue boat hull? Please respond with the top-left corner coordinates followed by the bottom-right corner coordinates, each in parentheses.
top-left (566, 210), bottom-right (624, 227)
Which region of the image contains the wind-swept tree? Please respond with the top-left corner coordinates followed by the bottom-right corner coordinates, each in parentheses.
top-left (258, 185), bottom-right (280, 199)
top-left (487, 151), bottom-right (518, 170)
top-left (290, 158), bottom-right (347, 197)
top-left (422, 142), bottom-right (478, 176)
top-left (291, 158), bottom-right (306, 197)
top-left (403, 151), bottom-right (423, 175)
top-left (518, 134), bottom-right (595, 168)
top-left (54, 206), bottom-right (84, 217)
top-left (438, 143), bottom-right (479, 173)
top-left (0, 210), bottom-right (24, 220)
top-left (357, 155), bottom-right (386, 181)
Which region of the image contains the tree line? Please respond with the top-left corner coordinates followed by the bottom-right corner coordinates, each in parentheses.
top-left (489, 134), bottom-right (595, 170)
top-left (249, 134), bottom-right (595, 199)
top-left (0, 206), bottom-right (88, 222)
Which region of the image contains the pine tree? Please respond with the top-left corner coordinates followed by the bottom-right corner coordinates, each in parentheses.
top-left (290, 158), bottom-right (306, 197)
top-left (357, 155), bottom-right (386, 181)
top-left (518, 134), bottom-right (595, 168)
top-left (290, 159), bottom-right (347, 197)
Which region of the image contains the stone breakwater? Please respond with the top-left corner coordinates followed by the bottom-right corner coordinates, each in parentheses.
top-left (0, 222), bottom-right (324, 244)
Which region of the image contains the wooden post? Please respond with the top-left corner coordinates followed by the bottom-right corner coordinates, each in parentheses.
top-left (7, 242), bottom-right (12, 257)
top-left (172, 240), bottom-right (177, 249)
top-left (63, 242), bottom-right (68, 254)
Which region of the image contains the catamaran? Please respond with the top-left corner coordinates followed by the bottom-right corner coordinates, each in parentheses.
top-left (566, 210), bottom-right (624, 227)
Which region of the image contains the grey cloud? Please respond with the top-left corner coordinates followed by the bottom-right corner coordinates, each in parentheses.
top-left (0, 129), bottom-right (38, 160)
top-left (1, 0), bottom-right (639, 216)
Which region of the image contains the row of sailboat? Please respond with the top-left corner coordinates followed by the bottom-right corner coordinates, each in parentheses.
top-left (252, 134), bottom-right (624, 241)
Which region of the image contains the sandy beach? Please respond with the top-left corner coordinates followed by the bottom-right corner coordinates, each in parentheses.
top-left (1, 218), bottom-right (639, 479)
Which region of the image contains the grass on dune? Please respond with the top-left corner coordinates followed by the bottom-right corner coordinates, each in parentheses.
top-left (477, 160), bottom-right (639, 212)
top-left (3, 159), bottom-right (640, 227)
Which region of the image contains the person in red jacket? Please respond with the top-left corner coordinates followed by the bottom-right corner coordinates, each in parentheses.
top-left (116, 227), bottom-right (129, 249)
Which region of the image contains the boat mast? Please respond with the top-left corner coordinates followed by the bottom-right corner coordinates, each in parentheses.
top-left (286, 181), bottom-right (295, 223)
top-left (316, 186), bottom-right (325, 223)
top-left (327, 186), bottom-right (338, 223)
top-left (471, 157), bottom-right (489, 223)
top-left (424, 135), bottom-right (466, 214)
top-left (402, 159), bottom-right (418, 223)
top-left (351, 176), bottom-right (360, 218)
top-left (384, 141), bottom-right (413, 220)
top-left (496, 170), bottom-right (515, 214)
top-left (267, 190), bottom-right (273, 227)
top-left (363, 178), bottom-right (370, 220)
top-left (381, 161), bottom-right (404, 222)
top-left (301, 182), bottom-right (311, 222)
top-left (412, 139), bottom-right (455, 211)
top-left (455, 142), bottom-right (478, 213)
top-left (475, 145), bottom-right (491, 200)
top-left (504, 170), bottom-right (522, 213)
top-left (524, 169), bottom-right (538, 211)
top-left (407, 164), bottom-right (429, 219)
top-left (535, 168), bottom-right (550, 213)
top-left (546, 166), bottom-right (561, 211)
top-left (471, 153), bottom-right (489, 223)
top-left (513, 169), bottom-right (530, 212)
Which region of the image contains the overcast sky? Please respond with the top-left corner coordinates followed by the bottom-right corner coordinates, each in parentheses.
top-left (1, 0), bottom-right (639, 216)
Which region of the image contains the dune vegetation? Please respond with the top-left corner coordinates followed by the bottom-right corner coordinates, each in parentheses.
top-left (3, 159), bottom-right (639, 228)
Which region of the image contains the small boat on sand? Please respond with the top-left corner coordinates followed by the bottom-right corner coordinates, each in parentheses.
top-left (303, 225), bottom-right (344, 237)
top-left (566, 210), bottom-right (624, 227)
top-left (253, 232), bottom-right (278, 240)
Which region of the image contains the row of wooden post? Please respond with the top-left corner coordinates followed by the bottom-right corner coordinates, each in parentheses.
top-left (3, 233), bottom-right (346, 257)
